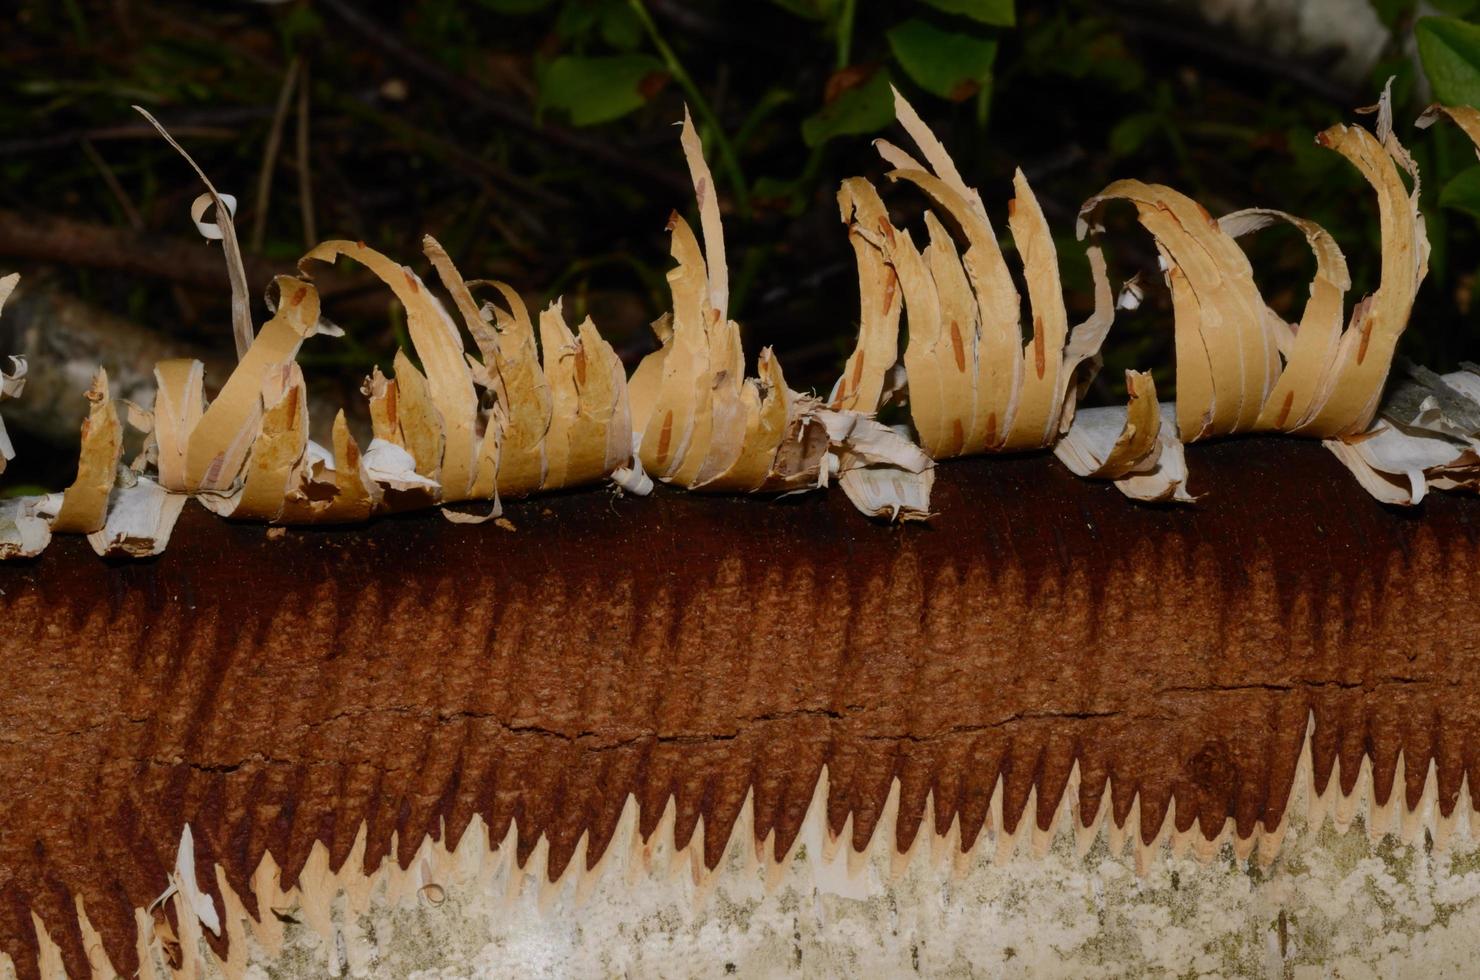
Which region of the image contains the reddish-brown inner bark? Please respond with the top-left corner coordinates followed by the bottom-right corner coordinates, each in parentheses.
top-left (2, 438), bottom-right (1478, 978)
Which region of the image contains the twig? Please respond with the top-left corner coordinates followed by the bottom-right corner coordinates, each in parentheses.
top-left (0, 123), bottom-right (251, 157)
top-left (645, 0), bottom-right (773, 52)
top-left (627, 0), bottom-right (751, 217)
top-left (328, 90), bottom-right (568, 216)
top-left (81, 138), bottom-right (199, 324)
top-left (314, 0), bottom-right (691, 200)
top-left (80, 139), bottom-right (144, 231)
top-left (250, 56), bottom-right (302, 253)
top-left (0, 209), bottom-right (361, 303)
top-left (1113, 7), bottom-right (1358, 106)
top-left (296, 59), bottom-right (317, 249)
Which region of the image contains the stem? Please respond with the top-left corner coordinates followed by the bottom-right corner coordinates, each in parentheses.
top-left (296, 59), bottom-right (317, 249)
top-left (835, 0), bottom-right (857, 70)
top-left (627, 0), bottom-right (751, 217)
top-left (250, 56), bottom-right (301, 253)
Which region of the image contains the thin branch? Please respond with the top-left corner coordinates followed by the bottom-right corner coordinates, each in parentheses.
top-left (250, 56), bottom-right (302, 253)
top-left (296, 58), bottom-right (317, 249)
top-left (314, 0), bottom-right (691, 200)
top-left (82, 138), bottom-right (200, 324)
top-left (1113, 7), bottom-right (1358, 106)
top-left (0, 208), bottom-right (361, 300)
top-left (0, 122), bottom-right (253, 157)
top-left (627, 0), bottom-right (751, 217)
top-left (80, 139), bottom-right (144, 231)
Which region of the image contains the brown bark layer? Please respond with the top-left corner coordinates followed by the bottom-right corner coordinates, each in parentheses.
top-left (1, 438), bottom-right (1478, 977)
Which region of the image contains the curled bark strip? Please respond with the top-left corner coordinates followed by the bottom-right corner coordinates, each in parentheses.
top-left (1219, 208), bottom-right (1350, 431)
top-left (845, 90), bottom-right (1152, 488)
top-left (2, 89), bottom-right (1474, 556)
top-left (1296, 95), bottom-right (1427, 438)
top-left (299, 241), bottom-right (480, 500)
top-left (1077, 180), bottom-right (1272, 441)
top-left (631, 110), bottom-right (931, 515)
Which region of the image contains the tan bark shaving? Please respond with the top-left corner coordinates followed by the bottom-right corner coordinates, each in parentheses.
top-left (481, 285), bottom-right (553, 497)
top-left (87, 476), bottom-right (187, 557)
top-left (1219, 209), bottom-right (1350, 431)
top-left (632, 108), bottom-right (932, 518)
top-left (50, 368), bottom-right (122, 534)
top-left (184, 277), bottom-right (320, 493)
top-left (833, 179), bottom-right (901, 414)
top-left (1297, 91), bottom-right (1428, 437)
top-left (538, 301), bottom-right (629, 489)
top-left (0, 273), bottom-right (22, 476)
top-left (300, 241), bottom-right (480, 500)
top-left (316, 410), bottom-right (381, 523)
top-left (388, 349), bottom-right (445, 483)
top-left (152, 359), bottom-right (205, 494)
top-left (850, 91), bottom-right (1159, 499)
top-left (1053, 372), bottom-right (1192, 503)
top-left (425, 238), bottom-right (525, 499)
top-left (1417, 103), bottom-right (1480, 148)
top-left (1054, 370), bottom-right (1163, 481)
top-left (1325, 364), bottom-right (1480, 505)
top-left (1054, 246), bottom-right (1118, 438)
top-left (132, 106), bottom-right (254, 361)
top-left (888, 168), bottom-right (1017, 453)
top-left (0, 272), bottom-right (58, 557)
top-left (1001, 169), bottom-right (1069, 450)
top-left (861, 89), bottom-right (1124, 463)
top-left (231, 363), bottom-right (310, 521)
top-left (1077, 180), bottom-right (1272, 441)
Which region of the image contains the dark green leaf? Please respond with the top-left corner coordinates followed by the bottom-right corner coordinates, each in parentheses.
top-left (769, 0), bottom-right (839, 21)
top-left (478, 0), bottom-right (553, 12)
top-left (886, 18), bottom-right (997, 101)
top-left (279, 4), bottom-right (323, 45)
top-left (600, 2), bottom-right (643, 49)
top-left (1431, 0), bottom-right (1480, 15)
top-left (1372, 54), bottom-right (1417, 109)
top-left (1418, 16), bottom-right (1480, 106)
top-left (801, 69), bottom-right (895, 147)
top-left (1441, 165), bottom-right (1480, 219)
top-left (916, 0), bottom-right (1014, 27)
top-left (555, 2), bottom-right (601, 40)
top-left (1368, 0), bottom-right (1416, 28)
top-left (539, 55), bottom-right (667, 126)
top-left (1109, 112), bottom-right (1160, 158)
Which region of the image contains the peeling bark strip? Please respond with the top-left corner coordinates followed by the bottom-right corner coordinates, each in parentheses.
top-left (2, 439), bottom-right (1479, 977)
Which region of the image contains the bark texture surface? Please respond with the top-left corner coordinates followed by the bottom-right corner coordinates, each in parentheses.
top-left (1, 438), bottom-right (1478, 977)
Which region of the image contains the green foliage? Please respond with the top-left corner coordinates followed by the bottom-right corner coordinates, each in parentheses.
top-left (13, 0), bottom-right (1480, 411)
top-left (768, 0), bottom-right (840, 20)
top-left (801, 69), bottom-right (895, 147)
top-left (1370, 0), bottom-right (1416, 29)
top-left (539, 54), bottom-right (667, 125)
top-left (916, 0), bottom-right (1014, 27)
top-left (1108, 111), bottom-right (1159, 158)
top-left (1441, 166), bottom-right (1480, 220)
top-left (477, 0), bottom-right (555, 12)
top-left (1418, 16), bottom-right (1480, 106)
top-left (555, 0), bottom-right (643, 50)
top-left (886, 18), bottom-right (997, 101)
top-left (1433, 0), bottom-right (1480, 15)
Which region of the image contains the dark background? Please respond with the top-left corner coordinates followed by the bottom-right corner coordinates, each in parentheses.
top-left (3, 0), bottom-right (1478, 487)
